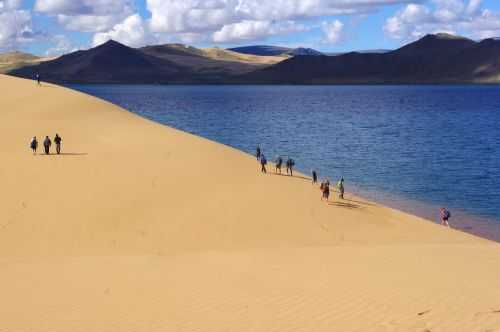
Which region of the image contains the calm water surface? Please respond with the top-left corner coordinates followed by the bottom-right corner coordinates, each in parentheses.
top-left (70, 85), bottom-right (500, 241)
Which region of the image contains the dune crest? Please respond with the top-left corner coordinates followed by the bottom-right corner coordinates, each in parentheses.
top-left (0, 74), bottom-right (499, 331)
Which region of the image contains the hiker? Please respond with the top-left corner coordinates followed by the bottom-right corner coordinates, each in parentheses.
top-left (54, 134), bottom-right (62, 154)
top-left (440, 208), bottom-right (451, 228)
top-left (43, 136), bottom-right (51, 155)
top-left (312, 169), bottom-right (318, 184)
top-left (286, 157), bottom-right (295, 176)
top-left (337, 178), bottom-right (345, 199)
top-left (36, 73), bottom-right (41, 86)
top-left (30, 136), bottom-right (38, 155)
top-left (260, 154), bottom-right (267, 173)
top-left (275, 156), bottom-right (283, 174)
top-left (321, 180), bottom-right (330, 201)
top-left (256, 145), bottom-right (261, 160)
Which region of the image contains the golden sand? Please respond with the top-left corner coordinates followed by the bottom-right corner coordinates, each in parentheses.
top-left (0, 74), bottom-right (499, 331)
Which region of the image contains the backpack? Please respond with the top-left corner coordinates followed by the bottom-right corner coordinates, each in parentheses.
top-left (444, 210), bottom-right (451, 219)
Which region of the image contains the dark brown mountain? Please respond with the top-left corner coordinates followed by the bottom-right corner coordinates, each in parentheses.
top-left (239, 34), bottom-right (500, 84)
top-left (9, 41), bottom-right (285, 83)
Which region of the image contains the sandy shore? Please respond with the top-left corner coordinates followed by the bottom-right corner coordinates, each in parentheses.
top-left (1, 74), bottom-right (499, 331)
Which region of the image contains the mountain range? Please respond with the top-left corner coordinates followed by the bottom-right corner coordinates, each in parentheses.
top-left (8, 33), bottom-right (500, 84)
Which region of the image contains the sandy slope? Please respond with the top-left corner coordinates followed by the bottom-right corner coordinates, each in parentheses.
top-left (0, 74), bottom-right (499, 332)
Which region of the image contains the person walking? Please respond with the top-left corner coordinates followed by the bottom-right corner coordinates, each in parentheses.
top-left (43, 136), bottom-right (52, 155)
top-left (275, 156), bottom-right (283, 174)
top-left (256, 145), bottom-right (261, 161)
top-left (260, 154), bottom-right (267, 173)
top-left (36, 73), bottom-right (41, 86)
top-left (321, 180), bottom-right (330, 201)
top-left (312, 169), bottom-right (318, 184)
top-left (30, 136), bottom-right (38, 155)
top-left (440, 208), bottom-right (451, 228)
top-left (337, 177), bottom-right (345, 199)
top-left (54, 134), bottom-right (62, 154)
top-left (286, 157), bottom-right (295, 176)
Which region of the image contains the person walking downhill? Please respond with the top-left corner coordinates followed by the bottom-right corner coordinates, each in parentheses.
top-left (260, 154), bottom-right (267, 173)
top-left (30, 136), bottom-right (38, 155)
top-left (440, 207), bottom-right (451, 228)
top-left (54, 134), bottom-right (62, 154)
top-left (256, 145), bottom-right (261, 161)
top-left (337, 177), bottom-right (345, 199)
top-left (312, 169), bottom-right (318, 184)
top-left (36, 73), bottom-right (41, 86)
top-left (43, 136), bottom-right (52, 155)
top-left (275, 156), bottom-right (283, 174)
top-left (286, 157), bottom-right (295, 176)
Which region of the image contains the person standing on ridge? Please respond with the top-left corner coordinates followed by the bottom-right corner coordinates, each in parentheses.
top-left (321, 180), bottom-right (330, 201)
top-left (30, 136), bottom-right (38, 155)
top-left (312, 169), bottom-right (318, 184)
top-left (337, 177), bottom-right (345, 199)
top-left (260, 154), bottom-right (267, 173)
top-left (54, 134), bottom-right (62, 154)
top-left (286, 157), bottom-right (295, 176)
top-left (256, 145), bottom-right (261, 161)
top-left (440, 207), bottom-right (451, 228)
top-left (43, 136), bottom-right (51, 155)
top-left (36, 73), bottom-right (41, 86)
top-left (275, 156), bottom-right (283, 174)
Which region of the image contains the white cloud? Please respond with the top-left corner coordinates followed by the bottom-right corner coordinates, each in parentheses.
top-left (212, 19), bottom-right (306, 43)
top-left (92, 14), bottom-right (153, 47)
top-left (322, 20), bottom-right (344, 44)
top-left (35, 0), bottom-right (134, 32)
top-left (0, 0), bottom-right (21, 11)
top-left (45, 34), bottom-right (80, 56)
top-left (384, 0), bottom-right (500, 41)
top-left (0, 10), bottom-right (35, 50)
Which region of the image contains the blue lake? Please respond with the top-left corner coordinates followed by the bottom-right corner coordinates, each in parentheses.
top-left (70, 84), bottom-right (500, 241)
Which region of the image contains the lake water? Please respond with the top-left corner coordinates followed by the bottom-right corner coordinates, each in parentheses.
top-left (70, 84), bottom-right (500, 242)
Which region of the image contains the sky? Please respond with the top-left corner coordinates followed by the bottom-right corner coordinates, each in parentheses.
top-left (2, 0), bottom-right (500, 56)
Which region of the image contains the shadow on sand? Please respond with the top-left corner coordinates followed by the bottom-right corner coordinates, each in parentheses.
top-left (268, 172), bottom-right (311, 181)
top-left (38, 152), bottom-right (88, 156)
top-left (328, 201), bottom-right (361, 209)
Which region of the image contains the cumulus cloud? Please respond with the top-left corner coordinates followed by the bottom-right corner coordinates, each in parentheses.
top-left (45, 34), bottom-right (81, 56)
top-left (322, 20), bottom-right (344, 44)
top-left (35, 0), bottom-right (134, 32)
top-left (384, 0), bottom-right (500, 41)
top-left (92, 14), bottom-right (153, 47)
top-left (0, 9), bottom-right (35, 50)
top-left (146, 0), bottom-right (420, 43)
top-left (213, 20), bottom-right (306, 43)
top-left (0, 0), bottom-right (21, 11)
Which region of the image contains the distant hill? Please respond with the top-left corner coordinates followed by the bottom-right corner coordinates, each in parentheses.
top-left (10, 41), bottom-right (286, 83)
top-left (0, 51), bottom-right (50, 74)
top-left (229, 45), bottom-right (323, 56)
top-left (239, 34), bottom-right (500, 84)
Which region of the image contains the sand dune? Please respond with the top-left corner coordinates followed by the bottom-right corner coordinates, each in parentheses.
top-left (1, 74), bottom-right (499, 331)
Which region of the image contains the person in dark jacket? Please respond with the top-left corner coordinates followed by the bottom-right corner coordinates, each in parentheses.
top-left (30, 136), bottom-right (38, 155)
top-left (54, 134), bottom-right (62, 154)
top-left (43, 136), bottom-right (51, 155)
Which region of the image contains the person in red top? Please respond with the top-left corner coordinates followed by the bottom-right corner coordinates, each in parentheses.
top-left (440, 207), bottom-right (451, 228)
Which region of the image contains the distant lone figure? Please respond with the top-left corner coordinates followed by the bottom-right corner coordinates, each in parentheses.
top-left (30, 136), bottom-right (38, 155)
top-left (54, 134), bottom-right (62, 154)
top-left (286, 158), bottom-right (295, 176)
top-left (256, 145), bottom-right (261, 160)
top-left (43, 136), bottom-right (51, 155)
top-left (312, 170), bottom-right (318, 184)
top-left (36, 73), bottom-right (41, 86)
top-left (260, 154), bottom-right (267, 173)
top-left (275, 156), bottom-right (283, 174)
top-left (440, 208), bottom-right (451, 228)
top-left (321, 180), bottom-right (330, 201)
top-left (337, 178), bottom-right (345, 199)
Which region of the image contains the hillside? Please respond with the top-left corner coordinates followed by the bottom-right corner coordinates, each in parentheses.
top-left (240, 34), bottom-right (500, 84)
top-left (229, 45), bottom-right (323, 56)
top-left (0, 51), bottom-right (49, 74)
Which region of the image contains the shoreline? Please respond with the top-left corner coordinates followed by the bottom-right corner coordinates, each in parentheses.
top-left (1, 74), bottom-right (499, 331)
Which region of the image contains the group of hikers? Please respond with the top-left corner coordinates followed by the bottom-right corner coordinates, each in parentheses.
top-left (256, 145), bottom-right (346, 202)
top-left (256, 145), bottom-right (452, 227)
top-left (30, 134), bottom-right (62, 155)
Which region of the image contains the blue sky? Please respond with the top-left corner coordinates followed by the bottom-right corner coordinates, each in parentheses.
top-left (2, 0), bottom-right (500, 56)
